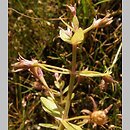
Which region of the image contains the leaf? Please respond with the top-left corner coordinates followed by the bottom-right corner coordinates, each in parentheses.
top-left (54, 80), bottom-right (65, 90)
top-left (63, 85), bottom-right (69, 94)
top-left (54, 81), bottom-right (60, 89)
top-left (40, 97), bottom-right (62, 118)
top-left (71, 28), bottom-right (84, 45)
top-left (39, 123), bottom-right (58, 129)
top-left (81, 0), bottom-right (95, 26)
top-left (94, 0), bottom-right (110, 6)
top-left (61, 120), bottom-right (83, 130)
top-left (63, 93), bottom-right (75, 104)
top-left (79, 70), bottom-right (110, 77)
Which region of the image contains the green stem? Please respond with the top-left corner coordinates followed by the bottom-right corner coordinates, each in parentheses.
top-left (35, 64), bottom-right (70, 75)
top-left (42, 63), bottom-right (69, 72)
top-left (105, 42), bottom-right (122, 73)
top-left (83, 24), bottom-right (94, 34)
top-left (58, 45), bottom-right (77, 130)
top-left (65, 115), bottom-right (90, 122)
top-left (59, 16), bottom-right (74, 32)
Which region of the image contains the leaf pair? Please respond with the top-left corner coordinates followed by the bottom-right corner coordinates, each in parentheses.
top-left (40, 97), bottom-right (83, 130)
top-left (39, 120), bottom-right (82, 130)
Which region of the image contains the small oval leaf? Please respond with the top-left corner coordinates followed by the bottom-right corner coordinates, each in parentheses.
top-left (40, 97), bottom-right (62, 118)
top-left (61, 120), bottom-right (83, 130)
top-left (39, 123), bottom-right (58, 129)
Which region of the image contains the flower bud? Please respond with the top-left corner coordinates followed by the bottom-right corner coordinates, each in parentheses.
top-left (66, 4), bottom-right (76, 16)
top-left (30, 66), bottom-right (44, 80)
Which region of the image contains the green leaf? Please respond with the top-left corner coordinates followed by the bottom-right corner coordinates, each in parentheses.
top-left (61, 120), bottom-right (83, 130)
top-left (39, 123), bottom-right (58, 129)
top-left (71, 28), bottom-right (84, 45)
top-left (81, 0), bottom-right (96, 26)
top-left (94, 0), bottom-right (110, 6)
top-left (79, 70), bottom-right (110, 77)
top-left (63, 85), bottom-right (69, 94)
top-left (54, 81), bottom-right (60, 89)
top-left (40, 97), bottom-right (62, 118)
top-left (54, 80), bottom-right (65, 90)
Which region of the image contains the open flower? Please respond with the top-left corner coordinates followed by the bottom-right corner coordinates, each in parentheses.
top-left (12, 54), bottom-right (43, 81)
top-left (59, 4), bottom-right (113, 45)
top-left (59, 4), bottom-right (84, 45)
top-left (59, 26), bottom-right (73, 44)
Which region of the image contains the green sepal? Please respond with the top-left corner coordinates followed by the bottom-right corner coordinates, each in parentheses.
top-left (71, 28), bottom-right (84, 45)
top-left (72, 15), bottom-right (79, 30)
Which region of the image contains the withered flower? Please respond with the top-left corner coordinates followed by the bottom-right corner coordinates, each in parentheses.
top-left (12, 54), bottom-right (43, 81)
top-left (11, 55), bottom-right (35, 72)
top-left (99, 75), bottom-right (118, 91)
top-left (93, 14), bottom-right (113, 28)
top-left (81, 96), bottom-right (113, 128)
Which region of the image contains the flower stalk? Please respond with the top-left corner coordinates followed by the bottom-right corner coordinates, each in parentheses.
top-left (64, 45), bottom-right (77, 119)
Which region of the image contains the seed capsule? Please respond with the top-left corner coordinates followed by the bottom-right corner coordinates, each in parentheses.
top-left (90, 110), bottom-right (107, 125)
